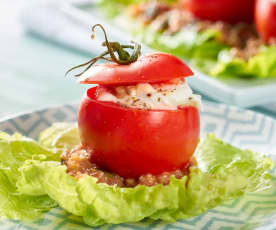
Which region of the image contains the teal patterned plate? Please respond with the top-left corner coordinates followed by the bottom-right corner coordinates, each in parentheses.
top-left (0, 102), bottom-right (275, 230)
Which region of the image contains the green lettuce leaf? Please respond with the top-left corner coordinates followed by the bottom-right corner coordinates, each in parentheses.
top-left (0, 124), bottom-right (273, 226)
top-left (183, 134), bottom-right (273, 217)
top-left (0, 169), bottom-right (56, 221)
top-left (38, 122), bottom-right (80, 154)
top-left (98, 0), bottom-right (162, 18)
top-left (0, 132), bottom-right (58, 183)
top-left (136, 26), bottom-right (225, 61)
top-left (212, 46), bottom-right (276, 78)
top-left (0, 132), bottom-right (57, 220)
top-left (98, 0), bottom-right (178, 18)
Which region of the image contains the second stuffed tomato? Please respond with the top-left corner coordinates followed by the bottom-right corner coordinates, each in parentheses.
top-left (78, 52), bottom-right (200, 178)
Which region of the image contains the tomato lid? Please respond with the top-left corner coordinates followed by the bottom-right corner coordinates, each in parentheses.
top-left (66, 25), bottom-right (193, 86)
top-left (78, 53), bottom-right (193, 86)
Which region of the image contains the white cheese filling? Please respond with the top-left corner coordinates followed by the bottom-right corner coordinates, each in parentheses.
top-left (98, 79), bottom-right (201, 110)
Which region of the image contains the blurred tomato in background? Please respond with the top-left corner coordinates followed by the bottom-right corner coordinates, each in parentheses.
top-left (181, 0), bottom-right (255, 23)
top-left (255, 0), bottom-right (276, 43)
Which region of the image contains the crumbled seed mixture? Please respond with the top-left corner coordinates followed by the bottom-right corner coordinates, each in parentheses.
top-left (61, 145), bottom-right (193, 188)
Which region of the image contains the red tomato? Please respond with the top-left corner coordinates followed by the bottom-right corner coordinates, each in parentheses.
top-left (182, 0), bottom-right (255, 24)
top-left (78, 52), bottom-right (194, 86)
top-left (255, 0), bottom-right (276, 43)
top-left (78, 86), bottom-right (200, 178)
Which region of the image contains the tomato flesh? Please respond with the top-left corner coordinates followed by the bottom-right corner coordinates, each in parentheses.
top-left (182, 0), bottom-right (255, 24)
top-left (78, 86), bottom-right (200, 178)
top-left (255, 0), bottom-right (276, 43)
top-left (78, 53), bottom-right (194, 86)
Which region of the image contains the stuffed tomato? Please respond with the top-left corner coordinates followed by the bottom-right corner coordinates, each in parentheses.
top-left (78, 82), bottom-right (200, 178)
top-left (68, 24), bottom-right (200, 180)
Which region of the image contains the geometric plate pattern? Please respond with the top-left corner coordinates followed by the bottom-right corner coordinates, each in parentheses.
top-left (0, 101), bottom-right (275, 230)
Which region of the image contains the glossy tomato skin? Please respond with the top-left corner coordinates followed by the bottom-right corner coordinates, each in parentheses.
top-left (78, 52), bottom-right (194, 86)
top-left (182, 0), bottom-right (255, 24)
top-left (255, 0), bottom-right (276, 43)
top-left (78, 87), bottom-right (200, 178)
